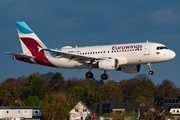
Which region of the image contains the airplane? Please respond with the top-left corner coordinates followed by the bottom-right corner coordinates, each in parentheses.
top-left (5, 21), bottom-right (176, 80)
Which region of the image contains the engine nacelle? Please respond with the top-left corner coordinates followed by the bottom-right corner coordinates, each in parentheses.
top-left (119, 65), bottom-right (141, 73)
top-left (98, 59), bottom-right (118, 70)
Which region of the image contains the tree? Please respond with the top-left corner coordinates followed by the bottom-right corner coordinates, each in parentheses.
top-left (0, 78), bottom-right (20, 106)
top-left (69, 84), bottom-right (101, 106)
top-left (98, 80), bottom-right (123, 101)
top-left (48, 72), bottom-right (65, 94)
top-left (133, 96), bottom-right (146, 103)
top-left (154, 95), bottom-right (164, 115)
top-left (25, 96), bottom-right (41, 107)
top-left (158, 79), bottom-right (179, 97)
top-left (20, 73), bottom-right (48, 100)
top-left (119, 111), bottom-right (138, 120)
top-left (130, 74), bottom-right (155, 103)
top-left (119, 78), bottom-right (139, 102)
top-left (42, 93), bottom-right (70, 120)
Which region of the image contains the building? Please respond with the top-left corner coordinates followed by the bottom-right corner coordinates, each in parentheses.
top-left (0, 106), bottom-right (42, 120)
top-left (69, 101), bottom-right (92, 120)
top-left (163, 97), bottom-right (180, 120)
top-left (94, 101), bottom-right (140, 120)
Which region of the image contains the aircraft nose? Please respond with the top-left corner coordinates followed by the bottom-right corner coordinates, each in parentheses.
top-left (169, 50), bottom-right (176, 59)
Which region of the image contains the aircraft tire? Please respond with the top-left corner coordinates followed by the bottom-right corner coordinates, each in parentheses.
top-left (85, 72), bottom-right (93, 78)
top-left (101, 73), bottom-right (108, 80)
top-left (149, 71), bottom-right (154, 75)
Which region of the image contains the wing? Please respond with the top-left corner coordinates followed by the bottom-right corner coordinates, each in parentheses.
top-left (43, 48), bottom-right (105, 63)
top-left (5, 52), bottom-right (34, 59)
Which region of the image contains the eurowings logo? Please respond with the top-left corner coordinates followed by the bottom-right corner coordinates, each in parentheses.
top-left (156, 52), bottom-right (160, 55)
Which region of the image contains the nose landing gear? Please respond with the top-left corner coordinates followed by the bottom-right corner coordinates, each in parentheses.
top-left (148, 63), bottom-right (154, 75)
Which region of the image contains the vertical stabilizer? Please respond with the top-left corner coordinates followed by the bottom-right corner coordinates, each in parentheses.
top-left (16, 22), bottom-right (47, 54)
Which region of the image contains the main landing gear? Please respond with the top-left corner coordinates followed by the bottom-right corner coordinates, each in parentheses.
top-left (85, 70), bottom-right (109, 80)
top-left (101, 71), bottom-right (108, 80)
top-left (85, 71), bottom-right (93, 78)
top-left (148, 63), bottom-right (154, 75)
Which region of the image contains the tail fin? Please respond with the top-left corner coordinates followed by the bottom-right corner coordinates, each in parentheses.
top-left (16, 21), bottom-right (47, 54)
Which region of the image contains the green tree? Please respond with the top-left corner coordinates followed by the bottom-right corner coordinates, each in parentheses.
top-left (69, 84), bottom-right (101, 106)
top-left (42, 93), bottom-right (70, 120)
top-left (25, 96), bottom-right (41, 107)
top-left (133, 96), bottom-right (146, 103)
top-left (98, 80), bottom-right (123, 101)
top-left (48, 72), bottom-right (65, 94)
top-left (120, 111), bottom-right (138, 120)
top-left (154, 95), bottom-right (164, 115)
top-left (131, 74), bottom-right (155, 103)
top-left (20, 73), bottom-right (48, 100)
top-left (0, 78), bottom-right (20, 106)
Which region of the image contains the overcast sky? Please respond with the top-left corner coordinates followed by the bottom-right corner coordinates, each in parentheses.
top-left (1, 0), bottom-right (179, 86)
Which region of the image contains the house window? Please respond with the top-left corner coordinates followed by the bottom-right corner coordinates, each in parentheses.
top-left (83, 109), bottom-right (86, 112)
top-left (165, 99), bottom-right (168, 103)
top-left (103, 109), bottom-right (110, 114)
top-left (103, 104), bottom-right (110, 108)
top-left (173, 110), bottom-right (175, 113)
top-left (176, 99), bottom-right (179, 103)
top-left (169, 99), bottom-right (172, 103)
top-left (75, 109), bottom-right (78, 112)
top-left (172, 99), bottom-right (175, 103)
top-left (24, 110), bottom-right (28, 114)
top-left (116, 111), bottom-right (122, 114)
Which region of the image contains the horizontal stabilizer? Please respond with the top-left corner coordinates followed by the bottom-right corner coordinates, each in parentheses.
top-left (5, 52), bottom-right (34, 59)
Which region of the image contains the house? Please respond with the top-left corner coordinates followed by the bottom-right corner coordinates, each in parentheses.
top-left (0, 106), bottom-right (42, 120)
top-left (93, 101), bottom-right (140, 120)
top-left (163, 97), bottom-right (180, 120)
top-left (69, 101), bottom-right (92, 120)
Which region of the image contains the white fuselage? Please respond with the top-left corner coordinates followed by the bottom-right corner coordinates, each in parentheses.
top-left (46, 42), bottom-right (176, 69)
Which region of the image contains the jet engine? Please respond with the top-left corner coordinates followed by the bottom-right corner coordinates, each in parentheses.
top-left (98, 59), bottom-right (118, 70)
top-left (117, 65), bottom-right (141, 73)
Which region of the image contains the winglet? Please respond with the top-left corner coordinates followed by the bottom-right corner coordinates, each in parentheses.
top-left (16, 21), bottom-right (33, 34)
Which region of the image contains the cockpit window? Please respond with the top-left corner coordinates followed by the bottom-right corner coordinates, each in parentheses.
top-left (156, 46), bottom-right (168, 50)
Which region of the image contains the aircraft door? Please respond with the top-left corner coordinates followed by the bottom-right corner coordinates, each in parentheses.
top-left (144, 44), bottom-right (150, 55)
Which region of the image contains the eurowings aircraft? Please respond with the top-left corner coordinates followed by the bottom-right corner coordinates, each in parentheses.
top-left (5, 22), bottom-right (176, 80)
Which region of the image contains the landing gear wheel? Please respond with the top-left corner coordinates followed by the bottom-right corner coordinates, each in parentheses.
top-left (101, 73), bottom-right (108, 80)
top-left (85, 71), bottom-right (93, 78)
top-left (149, 71), bottom-right (154, 75)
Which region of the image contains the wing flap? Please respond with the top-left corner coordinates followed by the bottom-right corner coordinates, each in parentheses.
top-left (5, 52), bottom-right (34, 59)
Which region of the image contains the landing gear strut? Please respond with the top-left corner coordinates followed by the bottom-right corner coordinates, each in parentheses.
top-left (101, 71), bottom-right (108, 80)
top-left (147, 63), bottom-right (154, 75)
top-left (85, 64), bottom-right (93, 78)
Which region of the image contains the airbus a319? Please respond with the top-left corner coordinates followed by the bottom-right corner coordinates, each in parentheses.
top-left (5, 22), bottom-right (176, 80)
